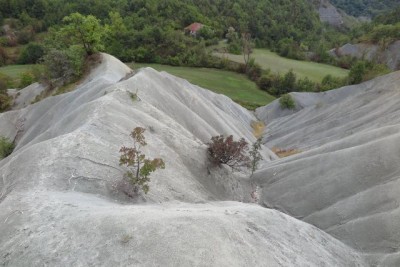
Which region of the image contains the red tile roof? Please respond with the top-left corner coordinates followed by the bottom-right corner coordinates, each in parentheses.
top-left (184, 23), bottom-right (203, 33)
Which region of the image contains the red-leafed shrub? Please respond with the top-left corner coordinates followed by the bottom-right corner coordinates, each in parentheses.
top-left (207, 135), bottom-right (250, 170)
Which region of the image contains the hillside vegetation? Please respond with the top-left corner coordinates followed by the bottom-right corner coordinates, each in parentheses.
top-left (216, 49), bottom-right (349, 82)
top-left (0, 0), bottom-right (322, 65)
top-left (0, 64), bottom-right (36, 79)
top-left (354, 7), bottom-right (400, 45)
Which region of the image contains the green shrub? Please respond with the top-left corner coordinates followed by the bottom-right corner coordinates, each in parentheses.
top-left (258, 75), bottom-right (273, 91)
top-left (0, 73), bottom-right (13, 112)
top-left (0, 73), bottom-right (14, 90)
top-left (128, 90), bottom-right (139, 102)
top-left (249, 138), bottom-right (263, 176)
top-left (348, 60), bottom-right (390, 85)
top-left (0, 93), bottom-right (13, 112)
top-left (277, 38), bottom-right (304, 60)
top-left (0, 46), bottom-right (7, 66)
top-left (0, 136), bottom-right (14, 159)
top-left (348, 61), bottom-right (367, 84)
top-left (320, 74), bottom-right (347, 91)
top-left (18, 43), bottom-right (44, 64)
top-left (42, 46), bottom-right (85, 85)
top-left (361, 23), bottom-right (400, 45)
top-left (16, 26), bottom-right (35, 44)
top-left (19, 71), bottom-right (35, 88)
top-left (296, 77), bottom-right (315, 92)
top-left (227, 42), bottom-right (241, 55)
top-left (279, 94), bottom-right (296, 109)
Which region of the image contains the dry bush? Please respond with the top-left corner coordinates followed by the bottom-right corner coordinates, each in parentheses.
top-left (207, 135), bottom-right (250, 170)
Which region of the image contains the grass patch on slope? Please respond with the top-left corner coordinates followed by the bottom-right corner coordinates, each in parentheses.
top-left (130, 63), bottom-right (275, 109)
top-left (0, 64), bottom-right (37, 79)
top-left (0, 64), bottom-right (43, 87)
top-left (215, 49), bottom-right (349, 82)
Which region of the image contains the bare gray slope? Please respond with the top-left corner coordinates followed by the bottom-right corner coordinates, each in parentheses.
top-left (330, 41), bottom-right (400, 70)
top-left (254, 71), bottom-right (400, 266)
top-left (0, 191), bottom-right (366, 267)
top-left (316, 0), bottom-right (344, 27)
top-left (0, 54), bottom-right (365, 266)
top-left (7, 83), bottom-right (46, 110)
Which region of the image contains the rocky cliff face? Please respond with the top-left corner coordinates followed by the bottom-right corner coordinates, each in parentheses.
top-left (256, 71), bottom-right (400, 266)
top-left (315, 0), bottom-right (344, 27)
top-left (310, 0), bottom-right (368, 28)
top-left (0, 54), bottom-right (366, 266)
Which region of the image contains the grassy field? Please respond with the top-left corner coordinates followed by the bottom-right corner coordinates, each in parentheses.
top-left (0, 64), bottom-right (40, 87)
top-left (0, 64), bottom-right (37, 79)
top-left (215, 49), bottom-right (349, 82)
top-left (130, 63), bottom-right (275, 109)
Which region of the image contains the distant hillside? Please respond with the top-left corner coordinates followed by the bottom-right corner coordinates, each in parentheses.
top-left (310, 0), bottom-right (344, 27)
top-left (329, 0), bottom-right (400, 17)
top-left (0, 0), bottom-right (322, 49)
top-left (309, 0), bottom-right (354, 28)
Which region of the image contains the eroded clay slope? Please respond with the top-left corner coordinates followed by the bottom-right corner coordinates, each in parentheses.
top-left (0, 54), bottom-right (365, 266)
top-left (254, 71), bottom-right (400, 266)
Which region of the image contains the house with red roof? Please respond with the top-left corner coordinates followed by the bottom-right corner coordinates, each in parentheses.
top-left (184, 22), bottom-right (203, 36)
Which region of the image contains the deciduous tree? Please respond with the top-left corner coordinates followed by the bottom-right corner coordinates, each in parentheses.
top-left (62, 12), bottom-right (104, 55)
top-left (119, 127), bottom-right (165, 195)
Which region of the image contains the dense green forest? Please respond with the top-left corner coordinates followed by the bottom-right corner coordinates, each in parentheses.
top-left (0, 0), bottom-right (323, 64)
top-left (329, 0), bottom-right (399, 17)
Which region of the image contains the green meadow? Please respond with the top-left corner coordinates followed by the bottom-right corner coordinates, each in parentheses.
top-left (215, 49), bottom-right (349, 82)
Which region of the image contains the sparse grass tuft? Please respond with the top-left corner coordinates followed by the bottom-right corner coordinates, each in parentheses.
top-left (120, 234), bottom-right (132, 244)
top-left (251, 121), bottom-right (265, 139)
top-left (272, 147), bottom-right (301, 158)
top-left (129, 90), bottom-right (138, 102)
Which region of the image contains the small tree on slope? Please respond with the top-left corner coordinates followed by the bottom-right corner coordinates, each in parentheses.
top-left (119, 127), bottom-right (165, 195)
top-left (249, 138), bottom-right (263, 176)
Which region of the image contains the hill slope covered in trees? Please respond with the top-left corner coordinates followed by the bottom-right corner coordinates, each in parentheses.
top-left (0, 0), bottom-right (322, 63)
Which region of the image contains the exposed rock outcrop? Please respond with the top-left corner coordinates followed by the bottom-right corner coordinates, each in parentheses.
top-left (316, 0), bottom-right (344, 27)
